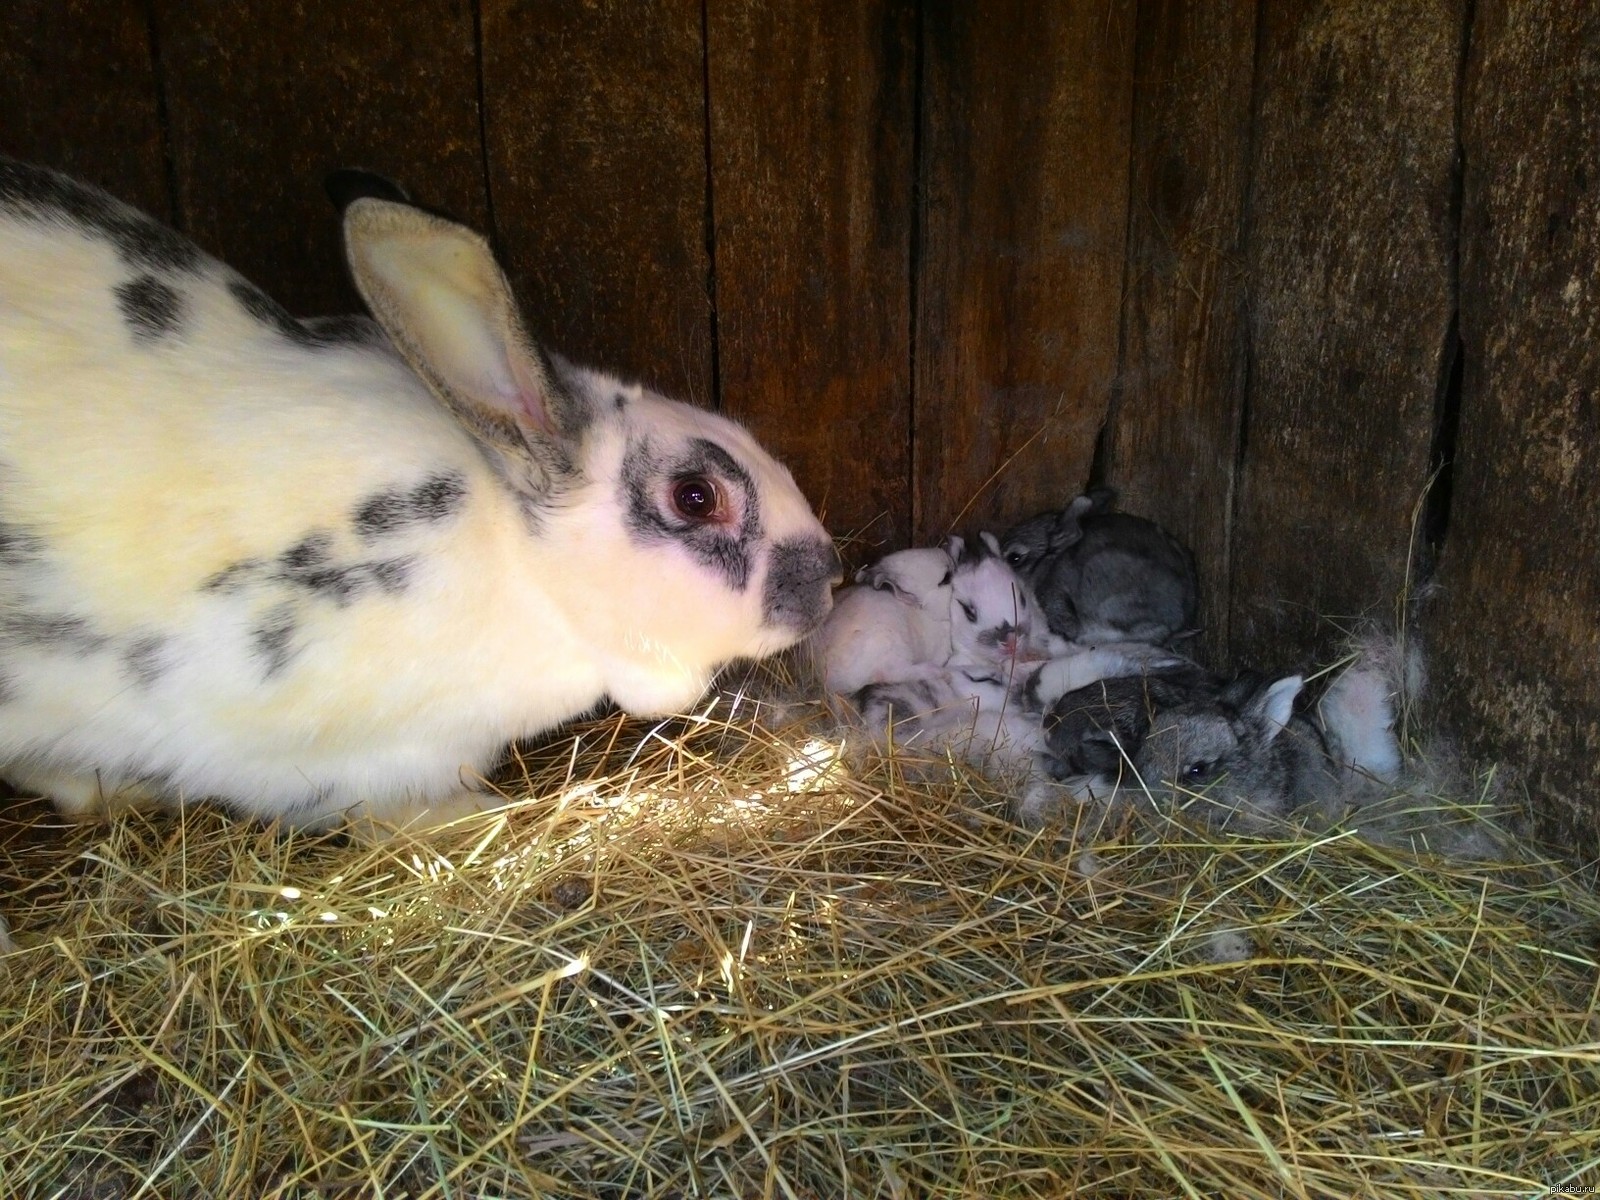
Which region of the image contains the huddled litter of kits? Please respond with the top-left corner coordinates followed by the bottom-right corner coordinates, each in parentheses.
top-left (810, 488), bottom-right (1504, 857)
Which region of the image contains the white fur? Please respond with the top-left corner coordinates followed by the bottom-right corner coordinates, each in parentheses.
top-left (811, 548), bottom-right (954, 694)
top-left (0, 161), bottom-right (835, 827)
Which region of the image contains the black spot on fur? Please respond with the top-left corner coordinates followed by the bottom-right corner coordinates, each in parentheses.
top-left (0, 612), bottom-right (109, 650)
top-left (353, 472), bottom-right (468, 540)
top-left (123, 634), bottom-right (169, 689)
top-left (228, 279), bottom-right (347, 349)
top-left (410, 474), bottom-right (468, 522)
top-left (762, 537), bottom-right (841, 632)
top-left (301, 314), bottom-right (384, 345)
top-left (614, 391), bottom-right (628, 411)
top-left (280, 533), bottom-right (333, 572)
top-left (251, 604), bottom-right (297, 679)
top-left (202, 559), bottom-right (265, 593)
top-left (0, 522), bottom-right (45, 565)
top-left (115, 275), bottom-right (185, 343)
top-left (295, 567), bottom-right (364, 605)
top-left (0, 156), bottom-right (202, 272)
top-left (279, 533), bottom-right (414, 605)
top-left (352, 491), bottom-right (409, 540)
top-left (368, 558), bottom-right (412, 594)
top-left (206, 532), bottom-right (415, 609)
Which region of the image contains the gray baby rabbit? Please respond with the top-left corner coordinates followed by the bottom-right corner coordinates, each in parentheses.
top-left (1041, 663), bottom-right (1221, 778)
top-left (1130, 646), bottom-right (1409, 831)
top-left (1129, 672), bottom-right (1338, 830)
top-left (999, 488), bottom-right (1199, 646)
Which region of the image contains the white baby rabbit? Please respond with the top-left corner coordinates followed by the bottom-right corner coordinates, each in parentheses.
top-left (816, 530), bottom-right (1067, 699)
top-left (945, 532), bottom-right (1065, 671)
top-left (0, 157), bottom-right (839, 828)
top-left (810, 547), bottom-right (954, 694)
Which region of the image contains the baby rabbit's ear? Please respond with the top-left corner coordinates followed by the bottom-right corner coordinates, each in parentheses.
top-left (342, 199), bottom-right (576, 447)
top-left (1245, 675), bottom-right (1303, 744)
top-left (1049, 493), bottom-right (1097, 551)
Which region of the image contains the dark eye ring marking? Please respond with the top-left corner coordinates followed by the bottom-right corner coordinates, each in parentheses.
top-left (959, 601), bottom-right (978, 623)
top-left (622, 437), bottom-right (762, 592)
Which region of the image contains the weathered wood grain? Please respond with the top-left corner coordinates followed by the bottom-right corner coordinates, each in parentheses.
top-left (154, 0), bottom-right (486, 316)
top-left (0, 0), bottom-right (170, 218)
top-left (915, 1), bottom-right (1136, 542)
top-left (706, 0), bottom-right (915, 551)
top-left (1230, 0), bottom-right (1464, 668)
top-left (1429, 3), bottom-right (1600, 855)
top-left (481, 0), bottom-right (711, 405)
top-left (1110, 0), bottom-right (1259, 664)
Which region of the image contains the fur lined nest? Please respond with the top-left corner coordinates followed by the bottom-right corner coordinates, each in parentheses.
top-left (1, 672), bottom-right (1596, 1198)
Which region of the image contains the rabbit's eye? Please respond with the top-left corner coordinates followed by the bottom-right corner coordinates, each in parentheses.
top-left (671, 475), bottom-right (721, 521)
top-left (959, 601), bottom-right (978, 623)
top-left (1184, 759), bottom-right (1216, 782)
top-left (1005, 550), bottom-right (1026, 566)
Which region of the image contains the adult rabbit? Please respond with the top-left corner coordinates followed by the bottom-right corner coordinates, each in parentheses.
top-left (0, 158), bottom-right (838, 828)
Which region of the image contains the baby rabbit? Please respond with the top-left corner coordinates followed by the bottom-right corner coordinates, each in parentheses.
top-left (811, 547), bottom-right (954, 694)
top-left (1000, 488), bottom-right (1199, 646)
top-left (815, 532), bottom-right (1058, 695)
top-left (851, 665), bottom-right (1048, 776)
top-left (1040, 663), bottom-right (1221, 777)
top-left (1129, 651), bottom-right (1405, 831)
top-left (945, 532), bottom-right (1064, 671)
top-left (0, 157), bottom-right (839, 828)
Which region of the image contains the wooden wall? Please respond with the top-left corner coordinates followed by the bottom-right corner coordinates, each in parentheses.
top-left (3, 2), bottom-right (1597, 856)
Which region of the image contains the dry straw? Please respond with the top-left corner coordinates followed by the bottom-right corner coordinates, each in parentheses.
top-left (1, 674), bottom-right (1597, 1198)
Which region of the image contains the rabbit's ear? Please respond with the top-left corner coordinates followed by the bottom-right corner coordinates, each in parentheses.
top-left (342, 199), bottom-right (578, 448)
top-left (1050, 494), bottom-right (1096, 550)
top-left (1247, 675), bottom-right (1303, 744)
top-left (858, 563), bottom-right (921, 606)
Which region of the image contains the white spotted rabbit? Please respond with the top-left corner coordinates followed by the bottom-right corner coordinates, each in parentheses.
top-left (0, 158), bottom-right (839, 828)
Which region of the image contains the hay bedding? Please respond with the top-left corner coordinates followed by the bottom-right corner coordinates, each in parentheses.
top-left (0, 687), bottom-right (1597, 1199)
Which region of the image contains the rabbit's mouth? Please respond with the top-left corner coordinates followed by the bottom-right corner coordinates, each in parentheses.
top-left (982, 625), bottom-right (1046, 665)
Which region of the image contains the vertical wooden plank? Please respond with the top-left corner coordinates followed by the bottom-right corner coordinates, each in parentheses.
top-left (1430, 4), bottom-right (1600, 855)
top-left (706, 1), bottom-right (915, 549)
top-left (154, 0), bottom-right (486, 315)
top-left (482, 0), bottom-right (710, 405)
top-left (916, 2), bottom-right (1137, 541)
top-left (1230, 0), bottom-right (1463, 667)
top-left (0, 0), bottom-right (169, 218)
top-left (1110, 0), bottom-right (1258, 663)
